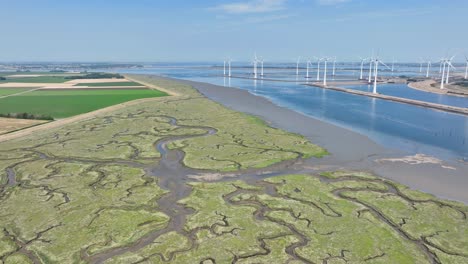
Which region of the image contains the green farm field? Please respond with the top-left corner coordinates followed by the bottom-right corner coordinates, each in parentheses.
top-left (0, 89), bottom-right (167, 118)
top-left (0, 76), bottom-right (70, 83)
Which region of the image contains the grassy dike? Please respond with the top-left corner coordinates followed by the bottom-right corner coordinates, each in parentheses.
top-left (0, 75), bottom-right (466, 263)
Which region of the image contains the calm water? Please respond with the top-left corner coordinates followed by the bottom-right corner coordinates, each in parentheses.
top-left (113, 64), bottom-right (468, 160)
top-left (344, 84), bottom-right (468, 108)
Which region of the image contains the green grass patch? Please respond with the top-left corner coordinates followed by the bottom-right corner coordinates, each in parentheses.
top-left (0, 89), bottom-right (167, 118)
top-left (74, 81), bottom-right (143, 87)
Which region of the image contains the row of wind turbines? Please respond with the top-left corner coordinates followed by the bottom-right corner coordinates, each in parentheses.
top-left (223, 54), bottom-right (468, 93)
top-left (416, 55), bottom-right (468, 89)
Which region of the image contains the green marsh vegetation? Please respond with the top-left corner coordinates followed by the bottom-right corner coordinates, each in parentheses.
top-left (0, 75), bottom-right (466, 263)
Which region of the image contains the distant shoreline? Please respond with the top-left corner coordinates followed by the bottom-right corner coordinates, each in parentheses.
top-left (408, 79), bottom-right (468, 97)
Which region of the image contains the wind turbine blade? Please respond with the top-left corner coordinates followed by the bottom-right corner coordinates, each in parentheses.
top-left (379, 61), bottom-right (391, 70)
top-left (448, 62), bottom-right (456, 70)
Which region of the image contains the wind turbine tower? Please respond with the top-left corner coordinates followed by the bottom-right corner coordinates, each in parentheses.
top-left (372, 56), bottom-right (390, 94)
top-left (465, 56), bottom-right (468, 79)
top-left (368, 57), bottom-right (374, 84)
top-left (323, 57), bottom-right (329, 86)
top-left (316, 58), bottom-right (322, 81)
top-left (445, 56), bottom-right (456, 84)
top-left (359, 58), bottom-right (366, 80)
top-left (253, 54), bottom-right (258, 79)
top-left (260, 58), bottom-right (264, 77)
top-left (440, 59), bottom-right (446, 89)
top-left (426, 60), bottom-right (432, 78)
top-left (223, 60), bottom-right (226, 76)
top-left (228, 59), bottom-right (232, 77)
top-left (332, 57), bottom-right (337, 76)
top-left (296, 57), bottom-right (301, 76)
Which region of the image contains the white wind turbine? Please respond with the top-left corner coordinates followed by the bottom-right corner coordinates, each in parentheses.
top-left (228, 58), bottom-right (232, 77)
top-left (296, 57), bottom-right (301, 76)
top-left (359, 57), bottom-right (367, 80)
top-left (425, 60), bottom-right (432, 78)
top-left (439, 56), bottom-right (456, 89)
top-left (322, 57), bottom-right (330, 86)
top-left (440, 59), bottom-right (446, 89)
top-left (252, 54), bottom-right (258, 79)
top-left (332, 57), bottom-right (337, 76)
top-left (391, 57), bottom-right (396, 72)
top-left (306, 59), bottom-right (311, 78)
top-left (260, 57), bottom-right (264, 77)
top-left (439, 59), bottom-right (443, 74)
top-left (445, 56), bottom-right (456, 84)
top-left (315, 57), bottom-right (322, 81)
top-left (464, 55), bottom-right (468, 79)
top-left (223, 60), bottom-right (226, 76)
top-left (419, 58), bottom-right (424, 73)
top-left (372, 57), bottom-right (390, 94)
top-left (368, 56), bottom-right (374, 83)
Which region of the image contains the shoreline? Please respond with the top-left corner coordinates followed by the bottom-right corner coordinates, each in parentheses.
top-left (169, 76), bottom-right (468, 203)
top-left (408, 79), bottom-right (468, 97)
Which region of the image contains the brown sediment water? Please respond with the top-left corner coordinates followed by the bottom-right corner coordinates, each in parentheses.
top-left (6, 168), bottom-right (16, 186)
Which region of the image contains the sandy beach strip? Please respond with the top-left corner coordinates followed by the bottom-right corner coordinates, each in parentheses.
top-left (63, 78), bottom-right (133, 84)
top-left (408, 80), bottom-right (448, 94)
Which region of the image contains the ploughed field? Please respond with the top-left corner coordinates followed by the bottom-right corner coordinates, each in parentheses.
top-left (0, 75), bottom-right (466, 264)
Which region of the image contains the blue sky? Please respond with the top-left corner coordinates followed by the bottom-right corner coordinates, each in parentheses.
top-left (1, 0), bottom-right (467, 62)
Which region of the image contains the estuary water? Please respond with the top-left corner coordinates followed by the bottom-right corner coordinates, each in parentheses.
top-left (113, 64), bottom-right (468, 161)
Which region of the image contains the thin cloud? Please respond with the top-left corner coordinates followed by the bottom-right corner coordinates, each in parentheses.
top-left (211, 0), bottom-right (287, 14)
top-left (317, 0), bottom-right (351, 5)
top-left (244, 13), bottom-right (295, 23)
top-left (320, 7), bottom-right (434, 23)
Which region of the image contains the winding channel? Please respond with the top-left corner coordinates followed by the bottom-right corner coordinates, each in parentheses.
top-left (1, 115), bottom-right (466, 263)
